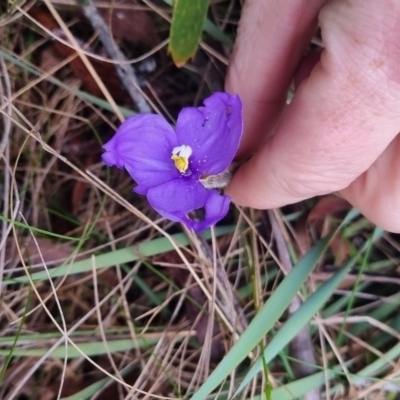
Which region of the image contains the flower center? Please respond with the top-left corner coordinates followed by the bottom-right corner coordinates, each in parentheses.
top-left (171, 145), bottom-right (192, 173)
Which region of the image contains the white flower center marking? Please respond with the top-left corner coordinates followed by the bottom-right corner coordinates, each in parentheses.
top-left (171, 145), bottom-right (192, 173)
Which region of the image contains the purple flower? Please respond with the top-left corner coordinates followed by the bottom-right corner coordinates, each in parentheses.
top-left (102, 92), bottom-right (243, 231)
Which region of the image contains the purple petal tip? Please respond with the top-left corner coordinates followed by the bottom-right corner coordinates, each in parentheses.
top-left (102, 151), bottom-right (119, 167)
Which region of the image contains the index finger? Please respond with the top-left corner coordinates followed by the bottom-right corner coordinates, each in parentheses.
top-left (225, 0), bottom-right (328, 157)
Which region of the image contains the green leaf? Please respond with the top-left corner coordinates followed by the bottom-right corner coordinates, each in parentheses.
top-left (262, 369), bottom-right (336, 400)
top-left (4, 226), bottom-right (234, 285)
top-left (163, 0), bottom-right (232, 48)
top-left (168, 0), bottom-right (210, 66)
top-left (235, 249), bottom-right (358, 395)
top-left (61, 377), bottom-right (110, 400)
top-left (190, 209), bottom-right (363, 400)
top-left (244, 362), bottom-right (355, 400)
top-left (0, 338), bottom-right (159, 359)
top-left (235, 227), bottom-right (382, 397)
top-left (190, 235), bottom-right (332, 400)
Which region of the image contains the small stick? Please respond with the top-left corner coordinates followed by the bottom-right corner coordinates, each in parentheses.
top-left (268, 209), bottom-right (320, 400)
top-left (78, 0), bottom-right (152, 114)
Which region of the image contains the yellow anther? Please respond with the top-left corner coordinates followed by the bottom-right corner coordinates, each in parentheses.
top-left (171, 154), bottom-right (189, 173)
top-left (171, 145), bottom-right (192, 174)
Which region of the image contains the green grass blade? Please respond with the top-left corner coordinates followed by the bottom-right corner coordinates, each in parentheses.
top-left (356, 333), bottom-right (400, 379)
top-left (0, 338), bottom-right (159, 359)
top-left (0, 213), bottom-right (87, 242)
top-left (245, 360), bottom-right (356, 400)
top-left (202, 363), bottom-right (355, 400)
top-left (190, 234), bottom-right (332, 400)
top-left (0, 287), bottom-right (31, 381)
top-left (329, 340), bottom-right (400, 396)
top-left (0, 330), bottom-right (131, 344)
top-left (256, 369), bottom-right (336, 400)
top-left (4, 226), bottom-right (234, 285)
top-left (203, 19), bottom-right (233, 47)
top-left (61, 377), bottom-right (110, 400)
top-left (235, 227), bottom-right (382, 396)
top-left (235, 249), bottom-right (358, 395)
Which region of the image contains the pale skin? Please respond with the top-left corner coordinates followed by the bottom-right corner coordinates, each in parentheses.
top-left (225, 0), bottom-right (400, 232)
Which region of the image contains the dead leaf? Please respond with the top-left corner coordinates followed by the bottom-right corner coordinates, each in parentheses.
top-left (28, 6), bottom-right (128, 101)
top-left (307, 195), bottom-right (350, 222)
top-left (97, 0), bottom-right (158, 47)
top-left (329, 232), bottom-right (350, 265)
top-left (6, 237), bottom-right (81, 267)
top-left (39, 46), bottom-right (64, 72)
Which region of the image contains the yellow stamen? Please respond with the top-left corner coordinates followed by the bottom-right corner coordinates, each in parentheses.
top-left (171, 154), bottom-right (189, 173)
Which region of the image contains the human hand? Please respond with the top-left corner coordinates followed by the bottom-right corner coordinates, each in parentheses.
top-left (225, 0), bottom-right (400, 232)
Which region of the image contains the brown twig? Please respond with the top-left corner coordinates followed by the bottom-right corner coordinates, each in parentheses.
top-left (78, 0), bottom-right (151, 113)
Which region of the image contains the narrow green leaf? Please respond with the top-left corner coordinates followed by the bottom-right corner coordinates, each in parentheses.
top-left (0, 213), bottom-right (85, 242)
top-left (190, 235), bottom-right (332, 400)
top-left (4, 226), bottom-right (233, 285)
top-left (203, 19), bottom-right (232, 48)
top-left (235, 249), bottom-right (358, 395)
top-left (357, 340), bottom-right (400, 379)
top-left (191, 209), bottom-right (362, 400)
top-left (262, 369), bottom-right (335, 400)
top-left (61, 377), bottom-right (110, 400)
top-left (168, 0), bottom-right (210, 66)
top-left (246, 362), bottom-right (356, 400)
top-left (163, 0), bottom-right (232, 48)
top-left (235, 227), bottom-right (382, 396)
top-left (0, 338), bottom-right (158, 359)
top-left (0, 329), bottom-right (130, 344)
top-left (202, 363), bottom-right (355, 400)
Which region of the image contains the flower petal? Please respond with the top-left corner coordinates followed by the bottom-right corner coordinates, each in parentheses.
top-left (197, 189), bottom-right (231, 230)
top-left (175, 92), bottom-right (243, 175)
top-left (102, 114), bottom-right (179, 193)
top-left (147, 179), bottom-right (230, 231)
top-left (192, 190), bottom-right (231, 231)
top-left (147, 178), bottom-right (207, 217)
